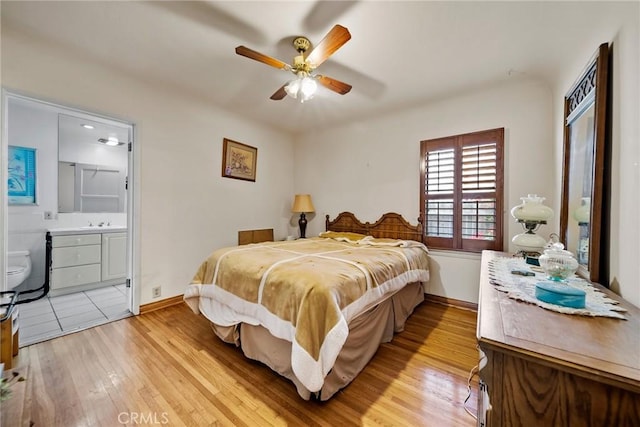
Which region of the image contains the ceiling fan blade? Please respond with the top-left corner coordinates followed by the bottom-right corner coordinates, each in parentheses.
top-left (151, 2), bottom-right (267, 45)
top-left (304, 24), bottom-right (351, 68)
top-left (317, 75), bottom-right (352, 95)
top-left (270, 85), bottom-right (288, 100)
top-left (235, 46), bottom-right (290, 70)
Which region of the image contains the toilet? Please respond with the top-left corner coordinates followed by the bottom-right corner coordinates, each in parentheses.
top-left (7, 250), bottom-right (32, 290)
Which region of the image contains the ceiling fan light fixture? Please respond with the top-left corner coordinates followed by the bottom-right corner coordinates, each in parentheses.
top-left (285, 74), bottom-right (318, 103)
top-left (284, 78), bottom-right (301, 98)
top-left (301, 77), bottom-right (318, 97)
top-left (235, 25), bottom-right (352, 102)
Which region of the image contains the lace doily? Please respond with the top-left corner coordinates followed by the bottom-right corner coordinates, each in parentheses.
top-left (488, 256), bottom-right (626, 320)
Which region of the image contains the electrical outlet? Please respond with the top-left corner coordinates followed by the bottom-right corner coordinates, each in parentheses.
top-left (152, 286), bottom-right (161, 298)
top-left (44, 211), bottom-right (53, 220)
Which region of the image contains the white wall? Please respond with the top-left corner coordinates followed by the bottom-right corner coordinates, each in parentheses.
top-left (6, 97), bottom-right (59, 290)
top-left (552, 7), bottom-right (640, 308)
top-left (1, 25), bottom-right (296, 304)
top-left (295, 78), bottom-right (555, 303)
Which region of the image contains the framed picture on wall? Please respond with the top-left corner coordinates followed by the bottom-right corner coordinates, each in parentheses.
top-left (221, 138), bottom-right (257, 182)
top-left (8, 145), bottom-right (37, 205)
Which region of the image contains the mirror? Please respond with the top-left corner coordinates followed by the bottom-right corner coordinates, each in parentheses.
top-left (560, 43), bottom-right (610, 284)
top-left (58, 114), bottom-right (129, 213)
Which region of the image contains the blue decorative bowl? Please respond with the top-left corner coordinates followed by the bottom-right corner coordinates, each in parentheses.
top-left (535, 281), bottom-right (586, 309)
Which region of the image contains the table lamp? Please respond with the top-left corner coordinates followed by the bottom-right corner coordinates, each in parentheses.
top-left (573, 197), bottom-right (590, 225)
top-left (292, 194), bottom-right (315, 238)
top-left (510, 194), bottom-right (553, 256)
top-left (573, 197), bottom-right (590, 264)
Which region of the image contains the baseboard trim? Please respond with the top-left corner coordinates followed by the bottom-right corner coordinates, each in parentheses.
top-left (140, 295), bottom-right (184, 314)
top-left (425, 293), bottom-right (478, 312)
top-left (139, 293), bottom-right (475, 314)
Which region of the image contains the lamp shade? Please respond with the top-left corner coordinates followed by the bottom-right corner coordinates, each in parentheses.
top-left (573, 197), bottom-right (590, 224)
top-left (292, 194), bottom-right (314, 213)
top-left (285, 74), bottom-right (317, 103)
top-left (510, 194), bottom-right (553, 222)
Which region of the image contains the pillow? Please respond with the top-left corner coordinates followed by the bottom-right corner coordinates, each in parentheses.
top-left (318, 231), bottom-right (368, 242)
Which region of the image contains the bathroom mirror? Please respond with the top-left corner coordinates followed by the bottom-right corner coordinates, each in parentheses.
top-left (58, 114), bottom-right (129, 213)
top-left (560, 43), bottom-right (610, 284)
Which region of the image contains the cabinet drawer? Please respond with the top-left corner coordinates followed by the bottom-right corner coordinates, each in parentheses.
top-left (51, 264), bottom-right (101, 289)
top-left (52, 245), bottom-right (101, 268)
top-left (52, 234), bottom-right (101, 248)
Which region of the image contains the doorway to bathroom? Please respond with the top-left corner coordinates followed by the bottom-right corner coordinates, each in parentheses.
top-left (2, 91), bottom-right (138, 346)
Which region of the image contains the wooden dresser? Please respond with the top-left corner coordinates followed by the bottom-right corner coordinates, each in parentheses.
top-left (477, 250), bottom-right (640, 426)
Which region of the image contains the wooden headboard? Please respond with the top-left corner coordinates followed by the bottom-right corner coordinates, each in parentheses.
top-left (325, 212), bottom-right (423, 242)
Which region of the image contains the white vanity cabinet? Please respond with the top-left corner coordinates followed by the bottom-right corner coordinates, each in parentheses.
top-left (101, 232), bottom-right (127, 281)
top-left (51, 233), bottom-right (102, 291)
top-left (48, 227), bottom-right (128, 296)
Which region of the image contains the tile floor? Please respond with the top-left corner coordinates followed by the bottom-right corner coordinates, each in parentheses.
top-left (18, 284), bottom-right (131, 347)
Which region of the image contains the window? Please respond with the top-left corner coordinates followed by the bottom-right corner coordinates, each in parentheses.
top-left (420, 128), bottom-right (504, 252)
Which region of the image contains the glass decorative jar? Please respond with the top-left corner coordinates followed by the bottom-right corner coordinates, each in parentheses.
top-left (538, 242), bottom-right (579, 281)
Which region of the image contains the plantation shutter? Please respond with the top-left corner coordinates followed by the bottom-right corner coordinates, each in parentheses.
top-left (421, 128), bottom-right (504, 252)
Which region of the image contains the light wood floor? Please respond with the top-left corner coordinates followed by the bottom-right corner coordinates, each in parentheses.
top-left (2, 300), bottom-right (479, 426)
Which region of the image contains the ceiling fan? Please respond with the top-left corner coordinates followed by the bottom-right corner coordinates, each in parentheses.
top-left (235, 24), bottom-right (352, 102)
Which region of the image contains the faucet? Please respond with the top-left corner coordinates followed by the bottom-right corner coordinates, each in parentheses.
top-left (98, 222), bottom-right (105, 227)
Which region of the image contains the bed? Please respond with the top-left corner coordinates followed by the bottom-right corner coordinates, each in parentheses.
top-left (184, 212), bottom-right (429, 400)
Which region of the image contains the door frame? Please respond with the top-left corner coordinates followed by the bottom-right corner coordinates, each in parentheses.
top-left (1, 89), bottom-right (140, 314)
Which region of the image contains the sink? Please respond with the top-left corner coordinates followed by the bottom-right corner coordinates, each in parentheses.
top-left (48, 225), bottom-right (127, 236)
top-left (80, 225), bottom-right (126, 230)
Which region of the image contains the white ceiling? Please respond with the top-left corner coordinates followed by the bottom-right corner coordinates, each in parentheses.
top-left (1, 1), bottom-right (628, 134)
top-left (58, 114), bottom-right (130, 150)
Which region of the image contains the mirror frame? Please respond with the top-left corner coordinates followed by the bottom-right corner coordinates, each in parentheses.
top-left (560, 43), bottom-right (610, 284)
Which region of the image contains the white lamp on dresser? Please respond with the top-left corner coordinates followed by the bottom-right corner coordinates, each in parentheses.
top-left (510, 194), bottom-right (553, 255)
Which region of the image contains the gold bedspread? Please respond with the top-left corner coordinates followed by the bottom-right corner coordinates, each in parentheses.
top-left (184, 237), bottom-right (429, 392)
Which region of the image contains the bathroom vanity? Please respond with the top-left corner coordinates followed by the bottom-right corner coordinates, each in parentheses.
top-left (47, 226), bottom-right (127, 296)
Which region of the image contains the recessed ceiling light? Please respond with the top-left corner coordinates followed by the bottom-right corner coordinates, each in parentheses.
top-left (98, 137), bottom-right (123, 146)
top-left (81, 124), bottom-right (95, 129)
